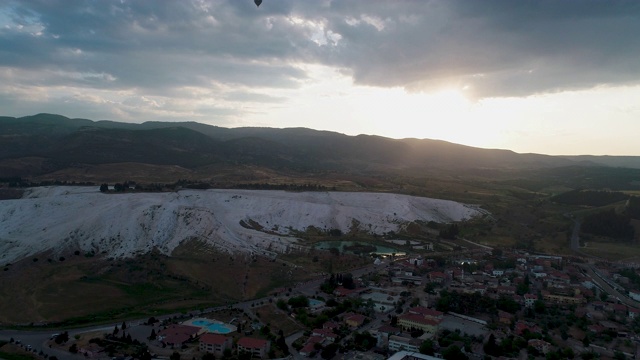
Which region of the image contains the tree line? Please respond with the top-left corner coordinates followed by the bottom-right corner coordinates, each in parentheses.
top-left (582, 209), bottom-right (634, 240)
top-left (552, 189), bottom-right (629, 207)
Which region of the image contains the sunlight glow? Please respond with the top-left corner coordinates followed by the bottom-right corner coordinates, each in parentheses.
top-left (241, 65), bottom-right (640, 155)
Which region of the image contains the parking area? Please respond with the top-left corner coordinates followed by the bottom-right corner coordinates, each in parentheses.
top-left (440, 315), bottom-right (489, 337)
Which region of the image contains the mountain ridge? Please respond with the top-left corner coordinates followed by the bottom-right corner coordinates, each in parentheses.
top-left (1, 113), bottom-right (640, 181)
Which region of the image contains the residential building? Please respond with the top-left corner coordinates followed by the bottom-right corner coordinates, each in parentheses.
top-left (199, 334), bottom-right (232, 357)
top-left (237, 337), bottom-right (270, 359)
top-left (345, 314), bottom-right (367, 328)
top-left (524, 294), bottom-right (537, 308)
top-left (388, 335), bottom-right (421, 353)
top-left (397, 314), bottom-right (440, 336)
top-left (386, 350), bottom-right (442, 360)
top-left (158, 324), bottom-right (200, 349)
top-left (528, 339), bottom-right (551, 354)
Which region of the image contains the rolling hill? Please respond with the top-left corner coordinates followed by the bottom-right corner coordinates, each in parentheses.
top-left (3, 113), bottom-right (640, 181)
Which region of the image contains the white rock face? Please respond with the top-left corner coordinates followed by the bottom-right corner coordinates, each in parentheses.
top-left (0, 186), bottom-right (482, 265)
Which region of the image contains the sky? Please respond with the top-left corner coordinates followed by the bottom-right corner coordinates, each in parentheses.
top-left (1, 0), bottom-right (640, 156)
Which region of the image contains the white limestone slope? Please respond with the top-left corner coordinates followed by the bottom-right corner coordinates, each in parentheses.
top-left (0, 186), bottom-right (482, 265)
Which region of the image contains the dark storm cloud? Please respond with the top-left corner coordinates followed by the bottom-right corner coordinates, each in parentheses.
top-left (1, 0), bottom-right (639, 106)
top-left (312, 0), bottom-right (640, 97)
top-left (1, 0), bottom-right (311, 92)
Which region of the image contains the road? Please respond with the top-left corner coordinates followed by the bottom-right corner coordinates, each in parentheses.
top-left (579, 264), bottom-right (640, 308)
top-left (570, 218), bottom-right (581, 252)
top-left (0, 262), bottom-right (382, 360)
top-left (0, 323), bottom-right (126, 360)
top-left (564, 215), bottom-right (640, 307)
top-left (285, 330), bottom-right (304, 360)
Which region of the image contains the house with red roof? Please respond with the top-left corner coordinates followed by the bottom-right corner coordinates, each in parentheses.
top-left (514, 321), bottom-right (540, 336)
top-left (528, 339), bottom-right (551, 354)
top-left (498, 311), bottom-right (514, 325)
top-left (322, 321), bottom-right (339, 330)
top-left (311, 328), bottom-right (338, 342)
top-left (237, 337), bottom-right (270, 359)
top-left (299, 336), bottom-right (323, 357)
top-left (397, 313), bottom-right (441, 336)
top-left (344, 314), bottom-right (367, 328)
top-left (428, 271), bottom-right (447, 284)
top-left (408, 306), bottom-right (443, 321)
top-left (199, 334), bottom-right (232, 357)
top-left (334, 286), bottom-right (364, 297)
top-left (158, 324), bottom-right (200, 349)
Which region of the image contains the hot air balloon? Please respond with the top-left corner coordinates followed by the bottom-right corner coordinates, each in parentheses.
top-left (255, 0), bottom-right (262, 7)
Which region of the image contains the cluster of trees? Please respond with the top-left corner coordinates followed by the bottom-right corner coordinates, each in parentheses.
top-left (53, 331), bottom-right (69, 344)
top-left (582, 209), bottom-right (634, 239)
top-left (233, 183), bottom-right (333, 191)
top-left (552, 189), bottom-right (629, 206)
top-left (320, 273), bottom-right (355, 294)
top-left (2, 177), bottom-right (96, 187)
top-left (287, 295), bottom-right (310, 309)
top-left (483, 333), bottom-right (525, 358)
top-left (88, 329), bottom-right (150, 360)
top-left (439, 223), bottom-right (460, 240)
top-left (484, 332), bottom-right (577, 359)
top-left (627, 196), bottom-right (640, 219)
top-left (618, 268), bottom-right (640, 289)
top-left (419, 331), bottom-right (477, 360)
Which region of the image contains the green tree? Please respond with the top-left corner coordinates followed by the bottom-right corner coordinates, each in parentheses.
top-left (170, 352), bottom-right (181, 360)
top-left (321, 343), bottom-right (339, 359)
top-left (55, 331), bottom-right (69, 344)
top-left (288, 296), bottom-right (309, 308)
top-left (276, 299), bottom-right (288, 310)
top-left (442, 345), bottom-right (468, 360)
top-left (614, 351), bottom-right (627, 360)
top-left (483, 334), bottom-right (501, 357)
top-left (420, 339), bottom-right (435, 355)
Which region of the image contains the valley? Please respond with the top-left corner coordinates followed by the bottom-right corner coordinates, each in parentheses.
top-left (2, 115), bottom-right (640, 360)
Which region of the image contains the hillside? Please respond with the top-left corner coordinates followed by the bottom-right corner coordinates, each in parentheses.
top-left (0, 186), bottom-right (481, 266)
top-left (3, 114), bottom-right (640, 181)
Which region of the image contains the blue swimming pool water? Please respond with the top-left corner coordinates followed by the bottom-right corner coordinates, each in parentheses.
top-left (309, 299), bottom-right (325, 307)
top-left (205, 323), bottom-right (234, 334)
top-left (191, 319), bottom-right (235, 334)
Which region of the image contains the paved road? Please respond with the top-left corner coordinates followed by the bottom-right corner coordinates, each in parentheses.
top-left (570, 218), bottom-right (581, 252)
top-left (580, 264), bottom-right (640, 308)
top-left (0, 262), bottom-right (382, 360)
top-left (285, 330), bottom-right (304, 360)
top-left (0, 323), bottom-right (123, 360)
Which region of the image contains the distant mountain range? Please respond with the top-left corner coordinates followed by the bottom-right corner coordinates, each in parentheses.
top-left (1, 113), bottom-right (640, 179)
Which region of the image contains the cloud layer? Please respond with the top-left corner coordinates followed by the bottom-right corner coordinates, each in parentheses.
top-left (1, 0), bottom-right (639, 123)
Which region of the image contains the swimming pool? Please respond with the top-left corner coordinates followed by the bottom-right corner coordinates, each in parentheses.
top-left (187, 318), bottom-right (237, 334)
top-left (309, 299), bottom-right (325, 308)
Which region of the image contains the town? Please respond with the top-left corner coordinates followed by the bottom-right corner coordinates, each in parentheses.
top-left (5, 246), bottom-right (640, 360)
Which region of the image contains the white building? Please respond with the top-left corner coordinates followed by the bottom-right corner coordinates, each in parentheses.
top-left (388, 335), bottom-right (421, 353)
